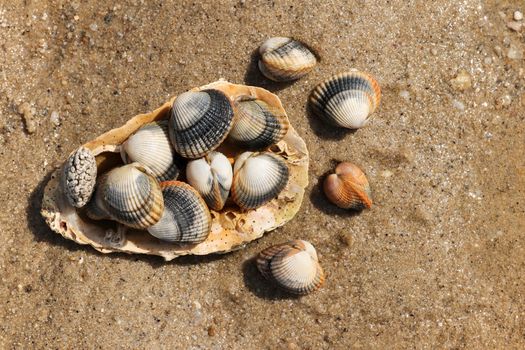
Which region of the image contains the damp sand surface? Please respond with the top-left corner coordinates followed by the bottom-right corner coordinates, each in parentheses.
top-left (1, 0), bottom-right (524, 348)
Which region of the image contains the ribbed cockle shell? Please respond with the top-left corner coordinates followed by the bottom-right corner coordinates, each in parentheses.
top-left (121, 121), bottom-right (180, 181)
top-left (168, 89), bottom-right (234, 159)
top-left (323, 162), bottom-right (372, 209)
top-left (88, 163), bottom-right (164, 229)
top-left (186, 151), bottom-right (232, 211)
top-left (231, 151), bottom-right (289, 210)
top-left (310, 71), bottom-right (381, 129)
top-left (147, 181), bottom-right (212, 244)
top-left (256, 240), bottom-right (325, 295)
top-left (229, 95), bottom-right (289, 150)
top-left (258, 37), bottom-right (317, 82)
top-left (61, 146), bottom-right (97, 208)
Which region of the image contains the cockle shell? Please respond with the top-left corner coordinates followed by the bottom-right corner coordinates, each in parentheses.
top-left (323, 162), bottom-right (372, 209)
top-left (168, 89), bottom-right (234, 159)
top-left (61, 146), bottom-right (97, 208)
top-left (231, 151), bottom-right (289, 210)
top-left (258, 37), bottom-right (317, 82)
top-left (147, 181), bottom-right (211, 244)
top-left (186, 151), bottom-right (232, 211)
top-left (228, 95), bottom-right (289, 150)
top-left (89, 163), bottom-right (165, 229)
top-left (256, 240), bottom-right (325, 295)
top-left (121, 121), bottom-right (180, 181)
top-left (41, 81), bottom-right (309, 260)
top-left (310, 71), bottom-right (381, 129)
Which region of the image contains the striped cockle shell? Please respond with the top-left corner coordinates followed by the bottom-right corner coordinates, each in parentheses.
top-left (168, 89), bottom-right (234, 159)
top-left (121, 121), bottom-right (180, 181)
top-left (89, 163), bottom-right (164, 229)
top-left (61, 146), bottom-right (97, 208)
top-left (256, 240), bottom-right (325, 295)
top-left (323, 162), bottom-right (372, 210)
top-left (231, 151), bottom-right (289, 210)
top-left (147, 181), bottom-right (212, 244)
top-left (186, 151), bottom-right (232, 211)
top-left (258, 37), bottom-right (317, 82)
top-left (310, 71), bottom-right (381, 129)
top-left (229, 95), bottom-right (289, 150)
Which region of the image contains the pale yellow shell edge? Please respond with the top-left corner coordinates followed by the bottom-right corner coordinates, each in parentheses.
top-left (40, 80), bottom-right (309, 261)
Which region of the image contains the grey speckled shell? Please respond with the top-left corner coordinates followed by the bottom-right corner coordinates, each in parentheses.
top-left (147, 181), bottom-right (211, 244)
top-left (61, 146), bottom-right (97, 208)
top-left (229, 96), bottom-right (289, 150)
top-left (168, 89), bottom-right (234, 159)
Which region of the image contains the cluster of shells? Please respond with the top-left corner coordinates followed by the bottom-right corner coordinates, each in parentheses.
top-left (42, 37), bottom-right (381, 295)
top-left (42, 81), bottom-right (309, 262)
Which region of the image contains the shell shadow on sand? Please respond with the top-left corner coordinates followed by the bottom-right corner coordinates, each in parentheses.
top-left (26, 168), bottom-right (227, 268)
top-left (242, 257), bottom-right (300, 300)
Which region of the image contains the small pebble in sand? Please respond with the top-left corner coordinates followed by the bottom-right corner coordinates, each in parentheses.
top-left (496, 95), bottom-right (512, 108)
top-left (18, 102), bottom-right (36, 134)
top-left (399, 90), bottom-right (410, 101)
top-left (507, 21), bottom-right (522, 32)
top-left (381, 170), bottom-right (394, 178)
top-left (89, 23), bottom-right (98, 31)
top-left (507, 44), bottom-right (524, 59)
top-left (207, 325), bottom-right (216, 337)
top-left (50, 111), bottom-right (60, 126)
top-left (452, 99), bottom-right (465, 111)
top-left (514, 11), bottom-right (523, 21)
top-left (449, 70), bottom-right (472, 91)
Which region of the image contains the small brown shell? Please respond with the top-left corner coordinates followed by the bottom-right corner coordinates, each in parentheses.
top-left (323, 162), bottom-right (372, 209)
top-left (256, 240), bottom-right (325, 295)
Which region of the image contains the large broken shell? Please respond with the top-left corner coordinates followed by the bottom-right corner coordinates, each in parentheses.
top-left (41, 81), bottom-right (308, 260)
top-left (323, 162), bottom-right (372, 210)
top-left (168, 89), bottom-right (234, 159)
top-left (147, 181), bottom-right (211, 244)
top-left (310, 71), bottom-right (381, 129)
top-left (89, 163), bottom-right (165, 229)
top-left (258, 37), bottom-right (317, 82)
top-left (61, 146), bottom-right (97, 208)
top-left (231, 151), bottom-right (289, 210)
top-left (228, 95), bottom-right (289, 150)
top-left (186, 151), bottom-right (232, 211)
top-left (121, 121), bottom-right (180, 181)
top-left (256, 240), bottom-right (325, 295)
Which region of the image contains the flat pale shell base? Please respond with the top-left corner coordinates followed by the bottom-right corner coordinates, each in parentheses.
top-left (40, 81), bottom-right (309, 261)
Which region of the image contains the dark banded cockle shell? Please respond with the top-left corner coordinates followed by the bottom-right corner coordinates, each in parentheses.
top-left (228, 95), bottom-right (289, 150)
top-left (87, 163), bottom-right (164, 229)
top-left (258, 37), bottom-right (317, 82)
top-left (121, 121), bottom-right (180, 181)
top-left (147, 181), bottom-right (212, 244)
top-left (168, 89), bottom-right (234, 159)
top-left (61, 146), bottom-right (97, 208)
top-left (256, 240), bottom-right (325, 295)
top-left (310, 71), bottom-right (381, 129)
top-left (186, 151), bottom-right (232, 211)
top-left (231, 151), bottom-right (289, 210)
top-left (323, 162), bottom-right (372, 210)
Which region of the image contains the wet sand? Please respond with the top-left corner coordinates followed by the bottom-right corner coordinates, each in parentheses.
top-left (1, 0), bottom-right (524, 348)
